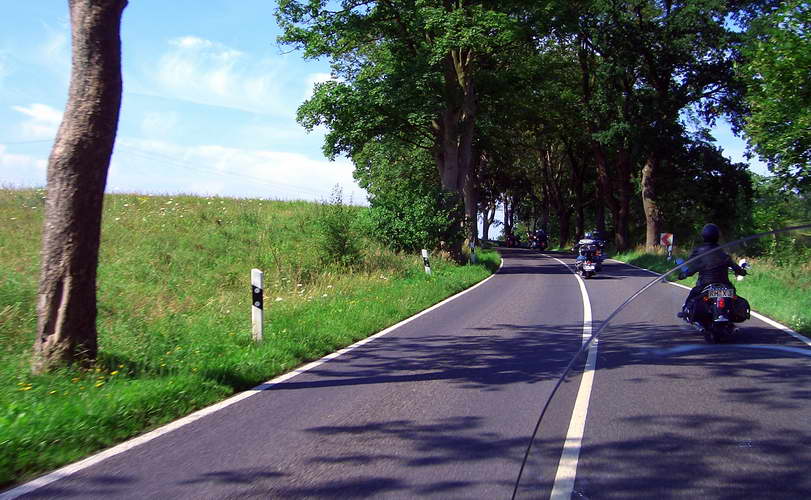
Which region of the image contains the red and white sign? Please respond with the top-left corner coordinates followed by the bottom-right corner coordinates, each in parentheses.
top-left (660, 233), bottom-right (674, 247)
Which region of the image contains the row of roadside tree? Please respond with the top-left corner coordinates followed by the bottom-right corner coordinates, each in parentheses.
top-left (277, 0), bottom-right (810, 255)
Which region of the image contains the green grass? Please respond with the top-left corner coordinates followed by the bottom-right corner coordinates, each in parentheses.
top-left (0, 188), bottom-right (500, 488)
top-left (611, 246), bottom-right (811, 335)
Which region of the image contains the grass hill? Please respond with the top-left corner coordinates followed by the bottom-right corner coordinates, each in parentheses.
top-left (0, 187), bottom-right (499, 487)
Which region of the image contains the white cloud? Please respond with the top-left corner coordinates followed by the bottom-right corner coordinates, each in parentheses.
top-left (140, 111), bottom-right (179, 139)
top-left (152, 36), bottom-right (294, 116)
top-left (171, 36), bottom-right (214, 50)
top-left (113, 138), bottom-right (366, 202)
top-left (0, 145), bottom-right (47, 187)
top-left (12, 103), bottom-right (63, 140)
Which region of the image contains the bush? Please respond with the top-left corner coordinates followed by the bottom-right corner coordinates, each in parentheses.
top-left (315, 186), bottom-right (362, 267)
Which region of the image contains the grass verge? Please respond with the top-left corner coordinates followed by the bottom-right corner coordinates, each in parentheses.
top-left (611, 247), bottom-right (811, 336)
top-left (0, 188), bottom-right (500, 488)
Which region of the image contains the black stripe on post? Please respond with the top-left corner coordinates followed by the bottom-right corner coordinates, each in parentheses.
top-left (252, 286), bottom-right (263, 310)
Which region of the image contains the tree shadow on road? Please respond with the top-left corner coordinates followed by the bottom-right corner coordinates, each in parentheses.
top-left (263, 321), bottom-right (585, 393)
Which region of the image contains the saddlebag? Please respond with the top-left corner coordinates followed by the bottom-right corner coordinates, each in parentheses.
top-left (730, 296), bottom-right (750, 322)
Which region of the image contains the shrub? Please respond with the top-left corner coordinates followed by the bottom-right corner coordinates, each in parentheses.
top-left (315, 186), bottom-right (362, 267)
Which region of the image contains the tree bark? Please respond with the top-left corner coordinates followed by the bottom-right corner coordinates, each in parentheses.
top-left (481, 201), bottom-right (496, 241)
top-left (433, 48), bottom-right (477, 262)
top-left (557, 207), bottom-right (572, 248)
top-left (595, 183), bottom-right (606, 234)
top-left (503, 195), bottom-right (513, 238)
top-left (642, 152), bottom-right (664, 251)
top-left (593, 144), bottom-right (618, 227)
top-left (614, 147), bottom-right (632, 251)
top-left (463, 170), bottom-right (479, 247)
top-left (33, 0), bottom-right (128, 373)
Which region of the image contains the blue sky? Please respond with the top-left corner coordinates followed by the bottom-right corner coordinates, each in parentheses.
top-left (0, 0), bottom-right (365, 202)
top-left (0, 1), bottom-right (766, 204)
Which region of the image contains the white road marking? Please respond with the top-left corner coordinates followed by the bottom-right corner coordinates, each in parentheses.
top-left (0, 258), bottom-right (504, 500)
top-left (607, 258), bottom-right (810, 346)
top-left (550, 257), bottom-right (596, 500)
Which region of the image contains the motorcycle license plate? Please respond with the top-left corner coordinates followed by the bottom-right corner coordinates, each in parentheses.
top-left (583, 264), bottom-right (595, 271)
top-left (708, 288), bottom-right (734, 298)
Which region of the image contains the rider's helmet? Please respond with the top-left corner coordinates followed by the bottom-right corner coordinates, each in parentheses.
top-left (701, 223), bottom-right (720, 243)
top-left (584, 231), bottom-right (594, 240)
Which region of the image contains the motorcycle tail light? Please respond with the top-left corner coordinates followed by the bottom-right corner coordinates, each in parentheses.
top-left (718, 298), bottom-right (726, 309)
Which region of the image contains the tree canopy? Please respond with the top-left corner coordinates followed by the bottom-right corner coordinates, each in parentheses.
top-left (277, 0), bottom-right (807, 254)
top-left (739, 0), bottom-right (810, 191)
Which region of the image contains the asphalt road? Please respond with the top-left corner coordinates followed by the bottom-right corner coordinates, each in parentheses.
top-left (515, 257), bottom-right (811, 499)
top-left (7, 249), bottom-right (810, 499)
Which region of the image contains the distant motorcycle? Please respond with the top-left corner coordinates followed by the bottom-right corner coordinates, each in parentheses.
top-left (528, 235), bottom-right (548, 251)
top-left (677, 258), bottom-right (751, 343)
top-left (574, 242), bottom-right (600, 278)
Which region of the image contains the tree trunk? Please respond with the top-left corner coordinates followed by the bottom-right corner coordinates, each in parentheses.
top-left (595, 183), bottom-right (606, 234)
top-left (33, 0), bottom-right (128, 373)
top-left (481, 201), bottom-right (495, 241)
top-left (432, 49), bottom-right (477, 263)
top-left (642, 153), bottom-right (664, 251)
top-left (574, 176), bottom-right (584, 239)
top-left (593, 144), bottom-right (620, 235)
top-left (463, 171), bottom-right (479, 248)
top-left (504, 195), bottom-right (513, 238)
top-left (614, 148), bottom-right (632, 251)
top-left (558, 208), bottom-right (572, 248)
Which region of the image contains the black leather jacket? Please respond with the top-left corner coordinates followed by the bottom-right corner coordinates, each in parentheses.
top-left (684, 242), bottom-right (746, 288)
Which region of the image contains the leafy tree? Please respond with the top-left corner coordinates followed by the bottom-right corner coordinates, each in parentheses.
top-left (276, 0), bottom-right (530, 258)
top-left (746, 174), bottom-right (811, 262)
top-left (739, 0), bottom-right (810, 191)
top-left (655, 136), bottom-right (754, 244)
top-left (354, 140), bottom-right (463, 252)
top-left (33, 0), bottom-right (128, 373)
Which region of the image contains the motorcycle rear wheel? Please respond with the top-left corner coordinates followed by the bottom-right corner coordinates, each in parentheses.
top-left (704, 322), bottom-right (735, 344)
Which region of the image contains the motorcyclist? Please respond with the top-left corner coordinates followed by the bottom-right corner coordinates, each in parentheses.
top-left (677, 223), bottom-right (747, 318)
top-left (574, 230), bottom-right (605, 270)
top-left (590, 229), bottom-right (606, 250)
top-left (535, 228), bottom-right (548, 249)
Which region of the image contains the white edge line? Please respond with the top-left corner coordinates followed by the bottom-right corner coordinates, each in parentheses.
top-left (1, 257), bottom-right (505, 500)
top-left (549, 257), bottom-right (596, 500)
top-left (607, 258), bottom-right (811, 347)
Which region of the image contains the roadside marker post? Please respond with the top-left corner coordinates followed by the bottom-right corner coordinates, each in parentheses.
top-left (469, 241), bottom-right (477, 264)
top-left (660, 233), bottom-right (674, 260)
top-left (251, 269), bottom-right (263, 342)
top-left (421, 249), bottom-right (432, 275)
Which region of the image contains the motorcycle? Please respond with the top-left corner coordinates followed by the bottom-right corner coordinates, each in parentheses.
top-left (528, 235), bottom-right (548, 251)
top-left (574, 243), bottom-right (600, 278)
top-left (676, 258), bottom-right (751, 343)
